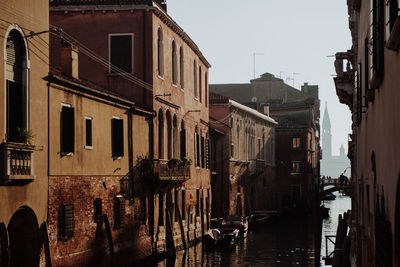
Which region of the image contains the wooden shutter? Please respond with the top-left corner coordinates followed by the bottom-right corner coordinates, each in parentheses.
top-left (112, 118), bottom-right (124, 157)
top-left (61, 204), bottom-right (74, 239)
top-left (6, 32), bottom-right (23, 82)
top-left (61, 106), bottom-right (74, 154)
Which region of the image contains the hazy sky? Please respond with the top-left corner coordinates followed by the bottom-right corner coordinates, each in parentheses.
top-left (167, 0), bottom-right (352, 155)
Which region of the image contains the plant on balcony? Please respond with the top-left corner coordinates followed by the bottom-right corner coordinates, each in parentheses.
top-left (135, 155), bottom-right (154, 175)
top-left (180, 157), bottom-right (192, 168)
top-left (17, 127), bottom-right (34, 145)
top-left (168, 158), bottom-right (182, 169)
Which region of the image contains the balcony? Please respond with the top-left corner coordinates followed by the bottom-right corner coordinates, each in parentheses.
top-left (137, 158), bottom-right (191, 182)
top-left (334, 51), bottom-right (354, 109)
top-left (1, 142), bottom-right (35, 184)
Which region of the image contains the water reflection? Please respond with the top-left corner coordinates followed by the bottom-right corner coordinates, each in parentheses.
top-left (154, 216), bottom-right (316, 267)
top-left (320, 190), bottom-right (351, 266)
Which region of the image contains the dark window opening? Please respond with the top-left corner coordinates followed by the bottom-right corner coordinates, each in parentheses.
top-left (6, 81), bottom-right (24, 142)
top-left (201, 136), bottom-right (205, 168)
top-left (94, 198), bottom-right (103, 223)
top-left (111, 118), bottom-right (124, 158)
top-left (196, 189), bottom-right (200, 216)
top-left (61, 106), bottom-right (75, 154)
top-left (174, 190), bottom-right (179, 222)
top-left (85, 118), bottom-right (92, 147)
top-left (181, 190), bottom-right (186, 220)
top-left (60, 203), bottom-right (74, 240)
top-left (158, 193), bottom-right (164, 226)
top-left (180, 127), bottom-right (186, 158)
top-left (110, 35), bottom-right (132, 73)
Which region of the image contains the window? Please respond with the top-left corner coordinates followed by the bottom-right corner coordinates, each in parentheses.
top-left (292, 162), bottom-right (301, 174)
top-left (386, 0), bottom-right (399, 39)
top-left (369, 0), bottom-right (385, 85)
top-left (158, 193), bottom-right (164, 226)
top-left (172, 115), bottom-right (178, 158)
top-left (60, 204), bottom-right (74, 239)
top-left (113, 196), bottom-right (125, 229)
top-left (205, 72), bottom-right (208, 107)
top-left (174, 190), bottom-right (179, 222)
top-left (257, 138), bottom-right (262, 160)
top-left (181, 190), bottom-right (186, 220)
top-left (157, 28), bottom-right (164, 76)
top-left (355, 63), bottom-right (362, 123)
top-left (194, 129), bottom-right (200, 167)
top-left (109, 34), bottom-right (133, 73)
top-left (194, 60), bottom-right (198, 98)
top-left (196, 189), bottom-right (200, 216)
top-left (111, 117), bottom-right (124, 158)
top-left (61, 105), bottom-right (75, 155)
top-left (201, 136), bottom-right (205, 168)
top-left (172, 40), bottom-right (177, 84)
top-left (158, 109), bottom-right (164, 159)
top-left (93, 198), bottom-right (103, 223)
top-left (205, 137), bottom-right (210, 169)
top-left (262, 132), bottom-right (265, 160)
top-left (180, 120), bottom-right (186, 158)
top-left (6, 29), bottom-right (28, 142)
top-left (292, 137), bottom-right (301, 149)
top-left (199, 66), bottom-right (202, 102)
top-left (180, 47), bottom-right (184, 89)
top-left (85, 117), bottom-right (92, 148)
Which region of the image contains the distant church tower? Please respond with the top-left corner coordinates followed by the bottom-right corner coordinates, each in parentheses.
top-left (322, 102), bottom-right (332, 160)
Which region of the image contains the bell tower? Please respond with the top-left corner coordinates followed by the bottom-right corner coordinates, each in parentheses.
top-left (322, 102), bottom-right (332, 160)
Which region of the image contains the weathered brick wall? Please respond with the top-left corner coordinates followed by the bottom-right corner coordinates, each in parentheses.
top-left (48, 175), bottom-right (152, 266)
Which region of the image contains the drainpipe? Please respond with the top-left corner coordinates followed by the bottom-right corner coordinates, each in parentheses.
top-left (128, 106), bottom-right (134, 201)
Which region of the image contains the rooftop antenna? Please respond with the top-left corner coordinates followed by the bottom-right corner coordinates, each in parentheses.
top-left (292, 72), bottom-right (301, 87)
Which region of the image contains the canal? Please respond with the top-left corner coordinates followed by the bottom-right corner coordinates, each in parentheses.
top-left (152, 191), bottom-right (351, 267)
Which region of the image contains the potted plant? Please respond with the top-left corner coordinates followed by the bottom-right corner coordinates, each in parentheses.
top-left (17, 127), bottom-right (34, 145)
top-left (168, 158), bottom-right (182, 169)
top-left (180, 157), bottom-right (192, 168)
top-left (135, 155), bottom-right (154, 174)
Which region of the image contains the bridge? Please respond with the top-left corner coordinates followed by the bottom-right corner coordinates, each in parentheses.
top-left (319, 179), bottom-right (351, 197)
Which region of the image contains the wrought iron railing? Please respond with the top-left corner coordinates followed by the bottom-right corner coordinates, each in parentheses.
top-left (2, 142), bottom-right (35, 182)
top-left (154, 159), bottom-right (190, 181)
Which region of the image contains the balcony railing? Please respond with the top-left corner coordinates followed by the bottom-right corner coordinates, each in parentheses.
top-left (2, 142), bottom-right (35, 183)
top-left (137, 159), bottom-right (191, 182)
top-left (256, 159), bottom-right (265, 173)
top-left (334, 51), bottom-right (354, 109)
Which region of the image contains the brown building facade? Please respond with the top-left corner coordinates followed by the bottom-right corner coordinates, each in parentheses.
top-left (209, 92), bottom-right (277, 218)
top-left (334, 1), bottom-right (400, 266)
top-left (49, 0), bottom-right (211, 264)
top-left (0, 1), bottom-right (50, 266)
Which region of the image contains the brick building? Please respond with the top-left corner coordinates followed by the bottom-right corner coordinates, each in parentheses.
top-left (0, 1), bottom-right (50, 266)
top-left (209, 92), bottom-right (277, 218)
top-left (49, 0), bottom-right (211, 264)
top-left (334, 0), bottom-right (400, 265)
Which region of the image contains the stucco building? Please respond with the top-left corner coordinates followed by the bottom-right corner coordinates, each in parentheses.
top-left (334, 0), bottom-right (400, 266)
top-left (209, 92), bottom-right (277, 218)
top-left (49, 0), bottom-right (211, 264)
top-left (0, 1), bottom-right (50, 266)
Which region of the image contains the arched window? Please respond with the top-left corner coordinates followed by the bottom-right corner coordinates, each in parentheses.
top-left (5, 28), bottom-right (29, 142)
top-left (166, 110), bottom-right (172, 159)
top-left (180, 47), bottom-right (184, 89)
top-left (193, 60), bottom-right (198, 98)
top-left (157, 28), bottom-right (164, 76)
top-left (158, 109), bottom-right (164, 159)
top-left (172, 114), bottom-right (178, 158)
top-left (205, 72), bottom-right (208, 107)
top-left (171, 40), bottom-right (177, 84)
top-left (180, 120), bottom-right (186, 158)
top-left (199, 66), bottom-right (202, 102)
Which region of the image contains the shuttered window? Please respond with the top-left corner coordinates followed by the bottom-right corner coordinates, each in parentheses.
top-left (111, 118), bottom-right (124, 158)
top-left (61, 204), bottom-right (74, 239)
top-left (386, 0), bottom-right (399, 38)
top-left (113, 196), bottom-right (125, 229)
top-left (110, 35), bottom-right (133, 73)
top-left (61, 106), bottom-right (75, 154)
top-left (6, 31), bottom-right (23, 82)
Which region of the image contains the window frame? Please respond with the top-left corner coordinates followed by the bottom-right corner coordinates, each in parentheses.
top-left (61, 103), bottom-right (74, 156)
top-left (292, 137), bottom-right (301, 150)
top-left (111, 116), bottom-right (124, 159)
top-left (108, 33), bottom-right (134, 74)
top-left (84, 116), bottom-right (93, 149)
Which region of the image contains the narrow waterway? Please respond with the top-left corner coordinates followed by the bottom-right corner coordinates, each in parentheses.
top-left (320, 189), bottom-right (351, 266)
top-left (152, 191), bottom-right (351, 267)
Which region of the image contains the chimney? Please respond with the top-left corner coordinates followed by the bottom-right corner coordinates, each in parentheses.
top-left (61, 42), bottom-right (79, 79)
top-left (262, 104), bottom-right (270, 116)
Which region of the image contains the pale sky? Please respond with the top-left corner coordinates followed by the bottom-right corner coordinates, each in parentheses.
top-left (167, 0), bottom-right (352, 155)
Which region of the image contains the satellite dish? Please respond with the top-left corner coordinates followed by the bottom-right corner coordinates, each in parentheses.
top-left (251, 97), bottom-right (257, 103)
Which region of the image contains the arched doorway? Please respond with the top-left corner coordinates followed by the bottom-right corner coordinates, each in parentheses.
top-left (8, 206), bottom-right (40, 267)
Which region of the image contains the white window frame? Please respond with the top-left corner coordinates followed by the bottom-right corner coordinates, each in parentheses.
top-left (84, 116), bottom-right (93, 150)
top-left (108, 33), bottom-right (134, 74)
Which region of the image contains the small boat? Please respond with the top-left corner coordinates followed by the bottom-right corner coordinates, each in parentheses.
top-left (248, 212), bottom-right (271, 227)
top-left (221, 215), bottom-right (248, 236)
top-left (210, 228), bottom-right (240, 248)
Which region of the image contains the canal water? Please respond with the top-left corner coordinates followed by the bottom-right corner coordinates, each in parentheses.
top-left (152, 191), bottom-right (351, 267)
